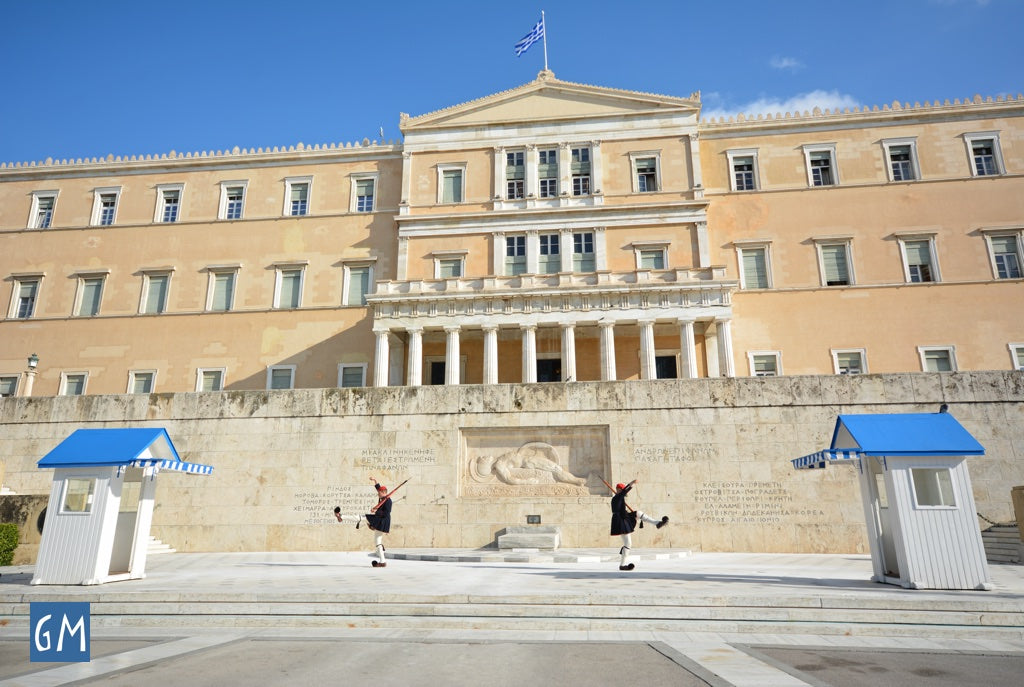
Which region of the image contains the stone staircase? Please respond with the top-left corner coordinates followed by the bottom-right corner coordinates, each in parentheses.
top-left (982, 525), bottom-right (1022, 564)
top-left (147, 536), bottom-right (176, 555)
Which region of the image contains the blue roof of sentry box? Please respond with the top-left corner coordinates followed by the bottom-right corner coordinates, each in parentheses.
top-left (832, 412), bottom-right (985, 456)
top-left (37, 428), bottom-right (213, 475)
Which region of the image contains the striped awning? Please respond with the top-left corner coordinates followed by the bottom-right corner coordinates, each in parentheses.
top-left (791, 449), bottom-right (863, 470)
top-left (129, 458), bottom-right (214, 475)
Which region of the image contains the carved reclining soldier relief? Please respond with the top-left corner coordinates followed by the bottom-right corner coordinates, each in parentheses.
top-left (470, 441), bottom-right (587, 486)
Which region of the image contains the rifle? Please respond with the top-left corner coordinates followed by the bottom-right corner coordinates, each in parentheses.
top-left (371, 478), bottom-right (409, 513)
top-left (600, 477), bottom-right (635, 513)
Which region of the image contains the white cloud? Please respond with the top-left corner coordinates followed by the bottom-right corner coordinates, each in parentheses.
top-left (770, 56), bottom-right (803, 71)
top-left (701, 90), bottom-right (862, 121)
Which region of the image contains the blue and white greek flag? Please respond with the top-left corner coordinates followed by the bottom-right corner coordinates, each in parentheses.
top-left (514, 18), bottom-right (544, 57)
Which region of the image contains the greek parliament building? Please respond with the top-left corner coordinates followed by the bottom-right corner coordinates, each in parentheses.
top-left (0, 72), bottom-right (1022, 555)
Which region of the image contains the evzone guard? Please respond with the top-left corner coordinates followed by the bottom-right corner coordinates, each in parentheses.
top-left (335, 476), bottom-right (407, 568)
top-left (609, 479), bottom-right (668, 571)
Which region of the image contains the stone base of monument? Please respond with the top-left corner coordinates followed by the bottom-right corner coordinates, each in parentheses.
top-left (497, 526), bottom-right (560, 551)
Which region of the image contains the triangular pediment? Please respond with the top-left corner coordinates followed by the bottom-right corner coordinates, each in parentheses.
top-left (401, 71), bottom-right (700, 132)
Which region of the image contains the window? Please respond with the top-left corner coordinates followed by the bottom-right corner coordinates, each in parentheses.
top-left (900, 237), bottom-right (939, 283)
top-left (351, 174), bottom-right (377, 213)
top-left (655, 353), bottom-right (679, 379)
top-left (0, 375), bottom-right (18, 397)
top-left (129, 370), bottom-right (155, 394)
top-left (218, 181), bottom-right (247, 220)
top-left (571, 146), bottom-right (591, 196)
top-left (29, 191), bottom-right (58, 229)
top-left (538, 148), bottom-right (558, 197)
top-left (911, 468), bottom-right (956, 508)
top-left (749, 352), bottom-right (781, 377)
top-left (632, 154), bottom-right (659, 192)
top-left (338, 363), bottom-right (366, 388)
top-left (987, 233), bottom-right (1022, 279)
top-left (75, 275), bottom-right (105, 316)
top-left (343, 263), bottom-right (373, 306)
top-left (197, 368), bottom-right (225, 392)
top-left (206, 268), bottom-right (237, 312)
top-left (965, 132), bottom-right (1004, 177)
top-left (736, 244), bottom-right (771, 289)
top-left (60, 372), bottom-right (88, 396)
top-left (155, 184), bottom-right (183, 223)
top-left (640, 250), bottom-right (665, 269)
top-left (1009, 344), bottom-right (1024, 371)
top-left (816, 241), bottom-right (853, 286)
top-left (140, 272), bottom-right (170, 314)
top-left (572, 232), bottom-right (595, 272)
top-left (803, 145), bottom-right (838, 187)
top-left (439, 166), bottom-right (464, 204)
top-left (267, 365), bottom-right (295, 390)
top-left (62, 478), bottom-right (96, 513)
top-left (882, 139), bottom-right (920, 182)
top-left (438, 258), bottom-right (462, 278)
top-left (506, 151), bottom-right (525, 199)
top-left (538, 233), bottom-right (560, 273)
top-left (10, 277), bottom-right (40, 318)
top-left (918, 346), bottom-right (957, 372)
top-left (726, 149), bottom-right (759, 191)
top-left (505, 235), bottom-right (526, 275)
top-left (274, 265), bottom-right (304, 309)
top-left (284, 178), bottom-right (311, 216)
top-left (432, 251), bottom-right (466, 279)
top-left (90, 187), bottom-right (121, 226)
top-left (832, 349), bottom-right (867, 374)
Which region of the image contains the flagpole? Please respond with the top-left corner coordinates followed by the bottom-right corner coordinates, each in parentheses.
top-left (542, 10), bottom-right (549, 71)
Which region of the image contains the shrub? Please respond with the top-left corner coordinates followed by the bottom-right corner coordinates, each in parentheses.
top-left (0, 523), bottom-right (19, 566)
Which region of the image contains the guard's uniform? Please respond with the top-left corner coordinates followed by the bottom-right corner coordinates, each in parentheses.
top-left (610, 484), bottom-right (637, 536)
top-left (366, 487), bottom-right (392, 533)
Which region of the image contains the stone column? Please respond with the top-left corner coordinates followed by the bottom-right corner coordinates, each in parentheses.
top-left (716, 317), bottom-right (735, 378)
top-left (444, 325), bottom-right (461, 385)
top-left (493, 232), bottom-right (505, 276)
top-left (599, 319), bottom-right (617, 381)
top-left (688, 132), bottom-right (703, 197)
top-left (639, 319), bottom-right (657, 380)
top-left (525, 145), bottom-right (538, 199)
top-left (406, 327), bottom-right (423, 386)
top-left (695, 221), bottom-right (710, 269)
top-left (22, 369), bottom-right (37, 397)
top-left (704, 322), bottom-right (720, 378)
top-left (482, 325), bottom-right (499, 385)
top-left (493, 146), bottom-right (505, 201)
top-left (521, 324), bottom-right (537, 383)
top-left (558, 142), bottom-right (571, 198)
top-left (591, 140), bottom-right (603, 195)
top-left (559, 228), bottom-right (573, 273)
top-left (560, 322), bottom-right (577, 382)
top-left (399, 152), bottom-right (412, 215)
top-left (678, 318), bottom-right (698, 378)
top-left (594, 226), bottom-right (608, 271)
top-left (525, 230), bottom-right (539, 274)
top-left (373, 328), bottom-right (391, 387)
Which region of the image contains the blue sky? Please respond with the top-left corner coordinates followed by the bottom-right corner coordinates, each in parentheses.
top-left (2, 0), bottom-right (1021, 164)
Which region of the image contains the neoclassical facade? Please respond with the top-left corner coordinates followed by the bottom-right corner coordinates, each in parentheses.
top-left (1, 72), bottom-right (1022, 396)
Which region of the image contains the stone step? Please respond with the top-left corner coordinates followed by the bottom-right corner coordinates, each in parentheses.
top-left (982, 526), bottom-right (1021, 564)
top-left (147, 535), bottom-right (176, 555)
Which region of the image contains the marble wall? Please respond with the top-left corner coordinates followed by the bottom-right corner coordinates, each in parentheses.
top-left (1, 372), bottom-right (1021, 555)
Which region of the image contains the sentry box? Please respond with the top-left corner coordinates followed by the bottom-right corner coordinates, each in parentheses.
top-left (31, 428), bottom-right (213, 586)
top-left (793, 411), bottom-right (991, 591)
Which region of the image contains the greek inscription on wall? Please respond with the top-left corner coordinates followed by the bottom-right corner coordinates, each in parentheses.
top-left (295, 485), bottom-right (375, 525)
top-left (356, 448), bottom-right (437, 471)
top-left (693, 481), bottom-right (823, 524)
top-left (634, 445), bottom-right (716, 463)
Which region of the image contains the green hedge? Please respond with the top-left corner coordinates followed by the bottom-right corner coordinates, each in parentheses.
top-left (0, 523), bottom-right (18, 566)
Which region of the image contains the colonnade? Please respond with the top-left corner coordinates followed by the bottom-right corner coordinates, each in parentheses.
top-left (372, 317), bottom-right (735, 386)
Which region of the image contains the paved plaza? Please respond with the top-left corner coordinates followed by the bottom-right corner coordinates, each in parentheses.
top-left (1, 550), bottom-right (1023, 686)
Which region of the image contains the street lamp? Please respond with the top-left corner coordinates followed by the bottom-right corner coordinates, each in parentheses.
top-left (23, 353), bottom-right (39, 397)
